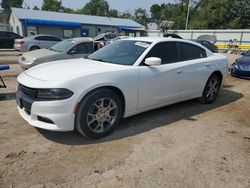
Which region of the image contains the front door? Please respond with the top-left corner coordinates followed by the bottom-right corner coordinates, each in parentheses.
top-left (138, 42), bottom-right (183, 111)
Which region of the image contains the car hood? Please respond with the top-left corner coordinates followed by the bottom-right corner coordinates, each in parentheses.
top-left (22, 49), bottom-right (60, 60)
top-left (25, 58), bottom-right (129, 81)
top-left (236, 56), bottom-right (250, 65)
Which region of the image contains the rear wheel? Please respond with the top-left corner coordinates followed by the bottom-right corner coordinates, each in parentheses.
top-left (199, 74), bottom-right (221, 104)
top-left (30, 46), bottom-right (40, 51)
top-left (75, 89), bottom-right (122, 139)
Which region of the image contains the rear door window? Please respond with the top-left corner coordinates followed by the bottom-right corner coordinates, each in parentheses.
top-left (47, 36), bottom-right (61, 41)
top-left (35, 36), bottom-right (61, 41)
top-left (179, 42), bottom-right (207, 61)
top-left (35, 36), bottom-right (48, 41)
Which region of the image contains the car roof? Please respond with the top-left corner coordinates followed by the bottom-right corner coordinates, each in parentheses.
top-left (191, 39), bottom-right (211, 43)
top-left (29, 34), bottom-right (61, 38)
top-left (70, 37), bottom-right (93, 43)
top-left (126, 37), bottom-right (197, 44)
top-left (125, 37), bottom-right (214, 56)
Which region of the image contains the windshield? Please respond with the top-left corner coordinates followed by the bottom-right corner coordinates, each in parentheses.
top-left (245, 51), bottom-right (250, 56)
top-left (50, 39), bottom-right (76, 52)
top-left (87, 40), bottom-right (152, 66)
top-left (94, 34), bottom-right (105, 41)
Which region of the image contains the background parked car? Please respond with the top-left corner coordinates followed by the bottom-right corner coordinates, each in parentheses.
top-left (110, 36), bottom-right (130, 42)
top-left (230, 50), bottom-right (250, 79)
top-left (14, 34), bottom-right (62, 52)
top-left (19, 37), bottom-right (95, 69)
top-left (0, 31), bottom-right (23, 49)
top-left (191, 39), bottom-right (218, 53)
top-left (163, 33), bottom-right (183, 39)
top-left (94, 32), bottom-right (117, 42)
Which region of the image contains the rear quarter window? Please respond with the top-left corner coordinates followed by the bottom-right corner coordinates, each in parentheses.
top-left (179, 42), bottom-right (207, 61)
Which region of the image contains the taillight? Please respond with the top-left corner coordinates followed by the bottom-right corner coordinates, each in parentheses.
top-left (16, 40), bottom-right (24, 45)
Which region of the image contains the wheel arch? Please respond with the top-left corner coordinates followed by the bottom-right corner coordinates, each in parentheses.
top-left (29, 45), bottom-right (40, 51)
top-left (77, 85), bottom-right (126, 117)
top-left (211, 70), bottom-right (223, 85)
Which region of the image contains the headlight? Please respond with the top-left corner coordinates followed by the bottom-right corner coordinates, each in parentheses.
top-left (20, 56), bottom-right (33, 63)
top-left (232, 62), bottom-right (239, 69)
top-left (37, 88), bottom-right (74, 100)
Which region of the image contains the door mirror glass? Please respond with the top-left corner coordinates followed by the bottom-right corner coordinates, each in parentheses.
top-left (145, 57), bottom-right (161, 66)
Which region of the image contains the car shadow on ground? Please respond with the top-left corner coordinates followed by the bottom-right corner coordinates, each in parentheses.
top-left (0, 92), bottom-right (16, 101)
top-left (37, 88), bottom-right (243, 145)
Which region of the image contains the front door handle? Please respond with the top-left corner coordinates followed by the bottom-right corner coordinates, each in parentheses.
top-left (177, 70), bottom-right (184, 74)
top-left (206, 63), bottom-right (211, 67)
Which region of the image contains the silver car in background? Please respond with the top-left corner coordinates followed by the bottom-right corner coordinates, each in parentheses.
top-left (14, 34), bottom-right (62, 52)
top-left (19, 37), bottom-right (94, 70)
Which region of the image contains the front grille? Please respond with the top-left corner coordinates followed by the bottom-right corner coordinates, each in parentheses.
top-left (19, 84), bottom-right (38, 99)
top-left (239, 64), bottom-right (250, 71)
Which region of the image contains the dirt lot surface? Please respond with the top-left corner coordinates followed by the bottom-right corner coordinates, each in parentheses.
top-left (0, 53), bottom-right (249, 188)
top-left (0, 50), bottom-right (23, 65)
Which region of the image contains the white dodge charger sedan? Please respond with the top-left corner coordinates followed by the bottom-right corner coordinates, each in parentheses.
top-left (16, 37), bottom-right (228, 138)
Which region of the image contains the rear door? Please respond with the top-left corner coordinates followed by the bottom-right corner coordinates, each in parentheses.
top-left (177, 42), bottom-right (211, 99)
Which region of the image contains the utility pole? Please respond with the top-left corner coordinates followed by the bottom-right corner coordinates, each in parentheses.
top-left (185, 0), bottom-right (191, 30)
top-left (59, 0), bottom-right (62, 12)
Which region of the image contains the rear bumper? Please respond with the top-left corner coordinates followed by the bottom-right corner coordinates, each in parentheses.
top-left (14, 44), bottom-right (28, 52)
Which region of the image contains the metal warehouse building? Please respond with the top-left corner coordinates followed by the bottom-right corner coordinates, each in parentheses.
top-left (9, 8), bottom-right (145, 38)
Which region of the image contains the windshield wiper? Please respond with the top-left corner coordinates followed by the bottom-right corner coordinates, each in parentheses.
top-left (88, 58), bottom-right (107, 62)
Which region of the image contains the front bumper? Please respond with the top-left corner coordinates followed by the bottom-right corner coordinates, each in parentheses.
top-left (18, 56), bottom-right (34, 70)
top-left (231, 67), bottom-right (250, 79)
top-left (16, 85), bottom-right (76, 131)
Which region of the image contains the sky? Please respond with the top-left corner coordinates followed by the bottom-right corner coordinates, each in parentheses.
top-left (20, 0), bottom-right (175, 13)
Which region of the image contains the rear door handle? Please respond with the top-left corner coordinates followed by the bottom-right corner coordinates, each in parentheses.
top-left (206, 63), bottom-right (211, 67)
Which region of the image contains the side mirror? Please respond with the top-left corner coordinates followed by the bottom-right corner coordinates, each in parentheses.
top-left (145, 57), bottom-right (161, 66)
top-left (240, 52), bottom-right (246, 56)
top-left (68, 50), bottom-right (76, 55)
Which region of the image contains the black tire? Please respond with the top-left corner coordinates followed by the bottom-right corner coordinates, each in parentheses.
top-left (75, 89), bottom-right (122, 139)
top-left (30, 46), bottom-right (40, 51)
top-left (199, 73), bottom-right (221, 104)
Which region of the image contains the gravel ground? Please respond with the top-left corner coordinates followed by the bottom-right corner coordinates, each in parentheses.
top-left (0, 50), bottom-right (23, 65)
top-left (0, 53), bottom-right (249, 188)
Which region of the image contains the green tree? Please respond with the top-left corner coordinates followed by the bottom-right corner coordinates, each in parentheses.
top-left (150, 4), bottom-right (163, 25)
top-left (1, 0), bottom-right (23, 12)
top-left (62, 7), bottom-right (74, 13)
top-left (150, 3), bottom-right (186, 29)
top-left (41, 0), bottom-right (62, 12)
top-left (108, 9), bottom-right (118, 18)
top-left (119, 12), bottom-right (133, 19)
top-left (134, 8), bottom-right (148, 27)
top-left (189, 0), bottom-right (250, 29)
top-left (80, 0), bottom-right (109, 16)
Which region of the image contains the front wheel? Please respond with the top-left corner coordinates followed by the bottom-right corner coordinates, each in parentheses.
top-left (75, 89), bottom-right (122, 139)
top-left (199, 74), bottom-right (221, 104)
